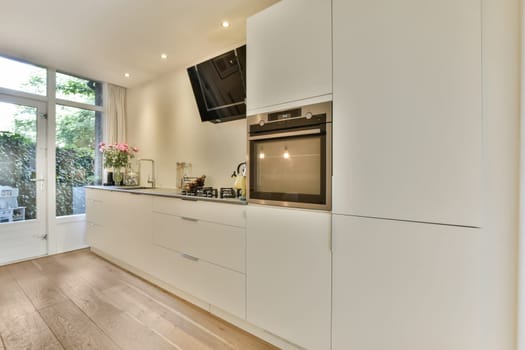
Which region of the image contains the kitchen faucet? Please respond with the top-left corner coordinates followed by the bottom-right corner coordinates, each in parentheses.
top-left (138, 159), bottom-right (156, 188)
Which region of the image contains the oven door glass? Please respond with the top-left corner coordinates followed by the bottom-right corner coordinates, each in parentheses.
top-left (250, 134), bottom-right (326, 204)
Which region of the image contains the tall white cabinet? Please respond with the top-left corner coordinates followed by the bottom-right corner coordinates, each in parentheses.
top-left (246, 0), bottom-right (332, 115)
top-left (331, 0), bottom-right (484, 349)
top-left (332, 215), bottom-right (480, 350)
top-left (246, 205), bottom-right (331, 350)
top-left (332, 0), bottom-right (483, 227)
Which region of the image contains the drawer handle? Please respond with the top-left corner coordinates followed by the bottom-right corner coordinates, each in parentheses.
top-left (181, 216), bottom-right (198, 222)
top-left (181, 253), bottom-right (199, 262)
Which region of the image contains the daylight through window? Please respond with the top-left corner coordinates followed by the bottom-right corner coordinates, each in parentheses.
top-left (0, 56), bottom-right (104, 222)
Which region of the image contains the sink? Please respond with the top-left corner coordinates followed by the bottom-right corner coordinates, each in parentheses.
top-left (111, 186), bottom-right (149, 190)
top-left (131, 188), bottom-right (180, 195)
top-left (105, 186), bottom-right (181, 197)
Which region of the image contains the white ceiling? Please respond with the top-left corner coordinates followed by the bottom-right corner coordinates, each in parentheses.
top-left (0, 0), bottom-right (278, 88)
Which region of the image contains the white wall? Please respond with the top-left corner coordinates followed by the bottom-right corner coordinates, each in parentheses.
top-left (126, 67), bottom-right (247, 189)
top-left (481, 0), bottom-right (520, 348)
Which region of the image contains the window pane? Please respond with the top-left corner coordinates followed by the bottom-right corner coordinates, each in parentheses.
top-left (0, 56), bottom-right (46, 95)
top-left (56, 72), bottom-right (102, 106)
top-left (0, 102), bottom-right (37, 221)
top-left (55, 105), bottom-right (102, 217)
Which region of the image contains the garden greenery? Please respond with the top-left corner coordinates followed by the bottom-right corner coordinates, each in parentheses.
top-left (0, 132), bottom-right (95, 218)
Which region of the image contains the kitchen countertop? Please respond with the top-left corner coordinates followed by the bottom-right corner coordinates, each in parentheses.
top-left (86, 186), bottom-right (248, 205)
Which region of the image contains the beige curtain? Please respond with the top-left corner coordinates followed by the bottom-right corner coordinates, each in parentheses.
top-left (104, 83), bottom-right (127, 143)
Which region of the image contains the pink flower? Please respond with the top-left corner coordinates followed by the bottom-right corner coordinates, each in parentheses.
top-left (99, 141), bottom-right (139, 168)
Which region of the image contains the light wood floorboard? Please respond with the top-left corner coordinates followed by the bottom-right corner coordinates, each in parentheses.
top-left (0, 311), bottom-right (64, 350)
top-left (7, 262), bottom-right (68, 310)
top-left (39, 299), bottom-right (121, 350)
top-left (0, 249), bottom-right (279, 350)
top-left (0, 267), bottom-right (64, 350)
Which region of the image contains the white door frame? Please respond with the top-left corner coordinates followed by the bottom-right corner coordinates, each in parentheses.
top-left (519, 0), bottom-right (525, 348)
top-left (0, 63), bottom-right (104, 258)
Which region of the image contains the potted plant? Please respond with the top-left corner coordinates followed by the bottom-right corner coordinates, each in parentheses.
top-left (98, 142), bottom-right (139, 186)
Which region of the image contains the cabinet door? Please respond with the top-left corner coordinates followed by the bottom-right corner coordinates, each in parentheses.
top-left (332, 0), bottom-right (482, 226)
top-left (247, 0), bottom-right (332, 114)
top-left (86, 197), bottom-right (108, 227)
top-left (87, 191), bottom-right (153, 272)
top-left (105, 192), bottom-right (153, 271)
top-left (332, 214), bottom-right (480, 350)
top-left (86, 189), bottom-right (111, 249)
top-left (246, 205), bottom-right (331, 350)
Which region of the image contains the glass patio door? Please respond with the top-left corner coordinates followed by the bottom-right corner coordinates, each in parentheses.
top-left (0, 94), bottom-right (47, 264)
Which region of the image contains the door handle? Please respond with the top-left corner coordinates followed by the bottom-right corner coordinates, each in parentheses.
top-left (248, 128), bottom-right (322, 141)
top-left (181, 253), bottom-right (199, 262)
top-left (181, 216), bottom-right (199, 222)
top-left (30, 178), bottom-right (46, 190)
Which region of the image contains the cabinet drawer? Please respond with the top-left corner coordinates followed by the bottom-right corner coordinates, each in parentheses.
top-left (86, 198), bottom-right (108, 227)
top-left (86, 188), bottom-right (112, 202)
top-left (152, 197), bottom-right (246, 227)
top-left (152, 245), bottom-right (246, 319)
top-left (152, 212), bottom-right (245, 273)
top-left (86, 222), bottom-right (107, 249)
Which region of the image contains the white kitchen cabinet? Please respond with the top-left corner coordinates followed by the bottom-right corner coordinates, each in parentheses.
top-left (86, 189), bottom-right (153, 272)
top-left (152, 212), bottom-right (245, 273)
top-left (87, 190), bottom-right (248, 320)
top-left (86, 188), bottom-right (112, 226)
top-left (246, 205), bottom-right (331, 350)
top-left (332, 214), bottom-right (480, 350)
top-left (106, 192), bottom-right (153, 271)
top-left (85, 189), bottom-right (112, 249)
top-left (332, 0), bottom-right (482, 226)
top-left (150, 197), bottom-right (247, 318)
top-left (246, 0), bottom-right (332, 115)
top-left (152, 196), bottom-right (246, 227)
top-left (152, 241), bottom-right (246, 320)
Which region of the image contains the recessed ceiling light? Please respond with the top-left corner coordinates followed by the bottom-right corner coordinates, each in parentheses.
top-left (124, 73), bottom-right (130, 78)
top-left (221, 21), bottom-right (230, 28)
top-left (161, 53), bottom-right (168, 59)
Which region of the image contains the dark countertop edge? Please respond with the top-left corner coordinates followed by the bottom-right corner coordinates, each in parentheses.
top-left (85, 186), bottom-right (248, 206)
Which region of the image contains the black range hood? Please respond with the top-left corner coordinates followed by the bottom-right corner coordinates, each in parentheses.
top-left (187, 45), bottom-right (246, 123)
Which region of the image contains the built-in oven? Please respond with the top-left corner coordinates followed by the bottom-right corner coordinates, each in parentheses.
top-left (247, 101), bottom-right (332, 210)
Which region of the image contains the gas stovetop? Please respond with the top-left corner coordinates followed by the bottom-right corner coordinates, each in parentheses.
top-left (180, 187), bottom-right (217, 198)
top-left (180, 187), bottom-right (240, 199)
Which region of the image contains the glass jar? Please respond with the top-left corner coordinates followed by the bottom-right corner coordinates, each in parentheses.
top-left (124, 163), bottom-right (139, 186)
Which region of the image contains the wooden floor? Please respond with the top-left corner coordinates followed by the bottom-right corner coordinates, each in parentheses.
top-left (0, 249), bottom-right (279, 350)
